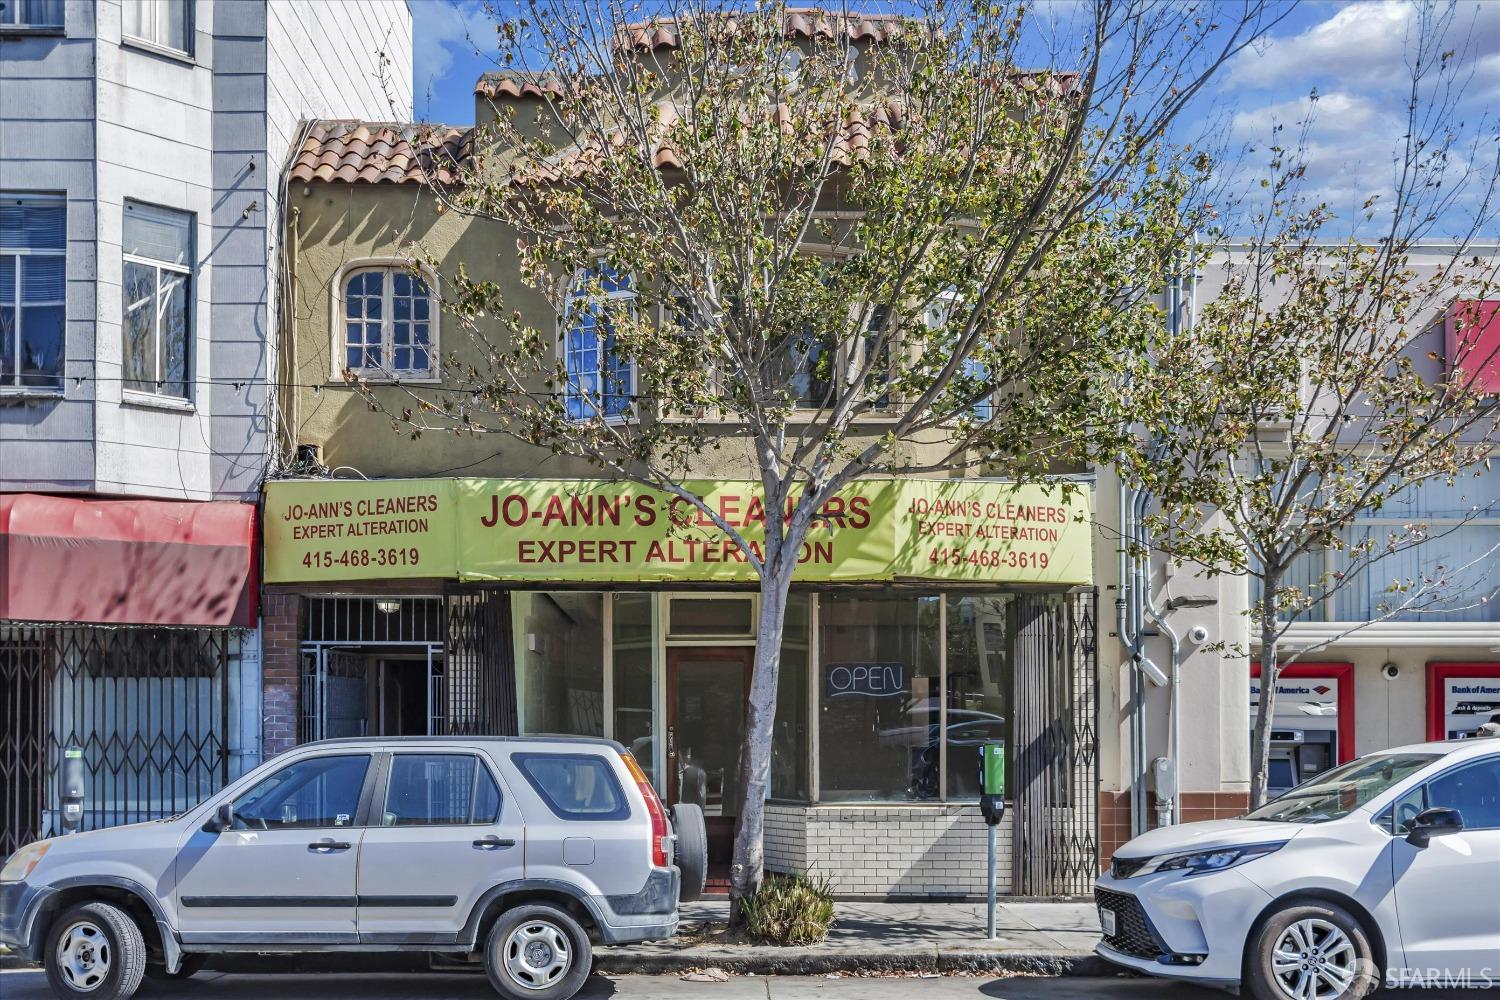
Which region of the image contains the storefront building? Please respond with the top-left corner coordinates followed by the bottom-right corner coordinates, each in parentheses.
top-left (0, 493), bottom-right (258, 856)
top-left (261, 476), bottom-right (1100, 897)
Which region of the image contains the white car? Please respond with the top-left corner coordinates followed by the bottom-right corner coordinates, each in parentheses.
top-left (1095, 739), bottom-right (1500, 999)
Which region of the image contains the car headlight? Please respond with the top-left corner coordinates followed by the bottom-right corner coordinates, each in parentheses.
top-left (1135, 841), bottom-right (1286, 877)
top-left (0, 841), bottom-right (50, 883)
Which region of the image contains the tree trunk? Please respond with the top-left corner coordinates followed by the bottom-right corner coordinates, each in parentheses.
top-left (727, 554), bottom-right (795, 926)
top-left (1249, 577), bottom-right (1281, 809)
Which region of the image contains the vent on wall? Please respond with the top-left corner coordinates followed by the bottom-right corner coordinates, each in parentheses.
top-left (1445, 299), bottom-right (1500, 394)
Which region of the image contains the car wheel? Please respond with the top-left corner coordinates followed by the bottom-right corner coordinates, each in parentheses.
top-left (484, 903), bottom-right (592, 1000)
top-left (43, 901), bottom-right (147, 1000)
top-left (143, 954), bottom-right (206, 980)
top-left (1247, 902), bottom-right (1380, 1000)
top-left (672, 802), bottom-right (708, 903)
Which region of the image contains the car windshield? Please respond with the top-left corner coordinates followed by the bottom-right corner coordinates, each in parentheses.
top-left (1244, 752), bottom-right (1440, 824)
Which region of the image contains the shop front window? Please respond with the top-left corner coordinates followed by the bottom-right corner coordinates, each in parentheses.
top-left (945, 594), bottom-right (1013, 799)
top-left (612, 593), bottom-right (654, 778)
top-left (773, 594), bottom-right (811, 801)
top-left (818, 594), bottom-right (941, 801)
top-left (513, 592), bottom-right (604, 737)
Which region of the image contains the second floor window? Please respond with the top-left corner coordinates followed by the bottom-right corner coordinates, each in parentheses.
top-left (563, 266), bottom-right (633, 420)
top-left (1, 0), bottom-right (64, 29)
top-left (342, 267), bottom-right (436, 380)
top-left (1, 194), bottom-right (65, 390)
top-left (123, 0), bottom-right (189, 54)
top-left (122, 200), bottom-right (192, 399)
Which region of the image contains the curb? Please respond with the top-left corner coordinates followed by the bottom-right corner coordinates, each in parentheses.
top-left (594, 947), bottom-right (1108, 977)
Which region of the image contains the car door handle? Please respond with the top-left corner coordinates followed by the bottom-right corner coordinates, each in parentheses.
top-left (473, 836), bottom-right (516, 850)
top-left (308, 839), bottom-right (352, 852)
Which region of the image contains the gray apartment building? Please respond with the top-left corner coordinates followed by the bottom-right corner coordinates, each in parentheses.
top-left (0, 0), bottom-right (413, 855)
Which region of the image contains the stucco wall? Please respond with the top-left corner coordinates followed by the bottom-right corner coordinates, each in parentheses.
top-left (284, 180), bottom-right (958, 481)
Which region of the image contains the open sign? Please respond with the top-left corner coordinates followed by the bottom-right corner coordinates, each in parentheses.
top-left (826, 662), bottom-right (907, 699)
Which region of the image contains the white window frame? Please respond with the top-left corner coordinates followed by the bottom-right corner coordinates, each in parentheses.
top-left (331, 260), bottom-right (441, 384)
top-left (121, 0), bottom-right (192, 57)
top-left (121, 202), bottom-right (193, 402)
top-left (0, 0), bottom-right (65, 31)
top-left (1, 193), bottom-right (66, 392)
top-left (925, 288), bottom-right (995, 424)
top-left (559, 265), bottom-right (636, 423)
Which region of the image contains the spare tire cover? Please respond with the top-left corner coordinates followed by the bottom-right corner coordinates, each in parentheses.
top-left (671, 802), bottom-right (708, 902)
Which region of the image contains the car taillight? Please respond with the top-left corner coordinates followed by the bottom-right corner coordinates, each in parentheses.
top-left (620, 751), bottom-right (669, 869)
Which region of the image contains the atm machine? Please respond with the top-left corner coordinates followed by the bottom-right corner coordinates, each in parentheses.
top-left (1266, 728), bottom-right (1336, 798)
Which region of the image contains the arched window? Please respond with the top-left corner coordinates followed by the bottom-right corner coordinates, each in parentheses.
top-left (340, 265), bottom-right (436, 380)
top-left (563, 266), bottom-right (634, 419)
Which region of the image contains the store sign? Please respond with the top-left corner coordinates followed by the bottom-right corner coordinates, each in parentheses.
top-left (1439, 679), bottom-right (1500, 739)
top-left (1250, 677), bottom-right (1340, 731)
top-left (263, 477), bottom-right (1092, 585)
top-left (826, 662), bottom-right (908, 699)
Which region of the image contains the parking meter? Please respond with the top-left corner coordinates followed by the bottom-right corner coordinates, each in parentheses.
top-left (60, 746), bottom-right (85, 834)
top-left (979, 741), bottom-right (1006, 825)
top-left (979, 741), bottom-right (1005, 939)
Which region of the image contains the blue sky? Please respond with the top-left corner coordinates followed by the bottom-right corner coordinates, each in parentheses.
top-left (409, 1), bottom-right (1500, 234)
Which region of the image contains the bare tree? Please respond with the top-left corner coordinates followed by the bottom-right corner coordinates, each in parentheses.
top-left (362, 0), bottom-right (1289, 912)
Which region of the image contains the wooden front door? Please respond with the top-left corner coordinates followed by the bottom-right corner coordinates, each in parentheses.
top-left (666, 646), bottom-right (753, 865)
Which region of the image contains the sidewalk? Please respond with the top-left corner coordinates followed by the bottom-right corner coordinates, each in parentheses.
top-left (596, 899), bottom-right (1107, 977)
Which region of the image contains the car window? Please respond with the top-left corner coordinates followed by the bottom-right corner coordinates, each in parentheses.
top-left (234, 754), bottom-right (369, 829)
top-left (1244, 752), bottom-right (1439, 824)
top-left (474, 764), bottom-right (502, 823)
top-left (1425, 756), bottom-right (1500, 830)
top-left (383, 754), bottom-right (501, 826)
top-left (512, 752), bottom-right (629, 821)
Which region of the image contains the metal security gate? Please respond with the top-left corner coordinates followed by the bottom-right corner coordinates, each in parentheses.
top-left (1010, 589), bottom-right (1098, 896)
top-left (299, 592), bottom-right (515, 743)
top-left (445, 588), bottom-right (518, 736)
top-left (0, 626), bottom-right (232, 857)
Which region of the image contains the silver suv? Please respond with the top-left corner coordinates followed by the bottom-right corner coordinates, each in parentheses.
top-left (0, 736), bottom-right (708, 1000)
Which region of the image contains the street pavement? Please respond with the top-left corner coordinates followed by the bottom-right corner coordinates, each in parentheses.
top-left (0, 968), bottom-right (1487, 998)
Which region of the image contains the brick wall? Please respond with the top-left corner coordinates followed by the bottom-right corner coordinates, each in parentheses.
top-left (1099, 790), bottom-right (1251, 867)
top-left (765, 804), bottom-right (1013, 898)
top-left (261, 589), bottom-right (304, 758)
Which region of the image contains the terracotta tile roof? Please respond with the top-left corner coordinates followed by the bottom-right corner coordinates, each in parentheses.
top-left (620, 8), bottom-right (909, 50)
top-left (287, 121), bottom-right (474, 185)
top-left (474, 71), bottom-right (567, 100)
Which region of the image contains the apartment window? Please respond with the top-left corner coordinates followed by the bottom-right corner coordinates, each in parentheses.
top-left (122, 200), bottom-right (192, 399)
top-left (0, 0), bottom-right (64, 29)
top-left (122, 0), bottom-right (190, 54)
top-left (855, 303), bottom-right (892, 408)
top-left (341, 266), bottom-right (436, 380)
top-left (1274, 466), bottom-right (1500, 623)
top-left (1, 195), bottom-right (65, 390)
top-left (563, 266), bottom-right (634, 420)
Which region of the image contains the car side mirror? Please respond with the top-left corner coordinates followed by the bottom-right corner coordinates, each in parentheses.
top-left (1406, 806), bottom-right (1463, 847)
top-left (204, 801), bottom-right (235, 834)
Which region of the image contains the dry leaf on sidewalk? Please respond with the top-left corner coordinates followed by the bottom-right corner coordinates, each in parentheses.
top-left (682, 968), bottom-right (731, 983)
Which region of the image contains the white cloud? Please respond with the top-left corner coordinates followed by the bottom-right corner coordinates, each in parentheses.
top-left (412, 0), bottom-right (496, 105)
top-left (1225, 1), bottom-right (1500, 92)
top-left (1225, 91), bottom-right (1408, 218)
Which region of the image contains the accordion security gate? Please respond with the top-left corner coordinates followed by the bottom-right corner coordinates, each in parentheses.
top-left (0, 626), bottom-right (232, 857)
top-left (1010, 589), bottom-right (1099, 896)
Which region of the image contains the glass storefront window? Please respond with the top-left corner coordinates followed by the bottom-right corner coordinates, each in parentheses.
top-left (513, 592), bottom-right (604, 737)
top-left (818, 593), bottom-right (941, 801)
top-left (773, 593), bottom-right (811, 801)
top-left (612, 593), bottom-right (654, 779)
top-left (945, 594), bottom-right (1013, 799)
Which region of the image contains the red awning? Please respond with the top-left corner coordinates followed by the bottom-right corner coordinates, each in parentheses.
top-left (0, 493), bottom-right (257, 627)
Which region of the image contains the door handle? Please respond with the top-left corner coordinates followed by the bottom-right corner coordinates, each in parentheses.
top-left (473, 836), bottom-right (516, 850)
top-left (308, 839), bottom-right (352, 852)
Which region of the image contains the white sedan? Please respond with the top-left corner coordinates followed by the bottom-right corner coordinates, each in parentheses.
top-left (1095, 738), bottom-right (1500, 999)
